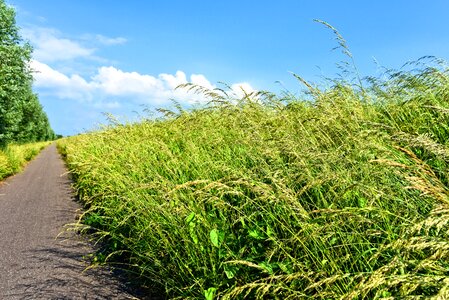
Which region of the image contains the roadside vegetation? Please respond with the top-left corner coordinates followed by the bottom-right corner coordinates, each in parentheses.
top-left (0, 141), bottom-right (51, 180)
top-left (58, 52), bottom-right (449, 299)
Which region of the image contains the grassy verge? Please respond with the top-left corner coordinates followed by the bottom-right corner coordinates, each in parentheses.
top-left (59, 60), bottom-right (449, 299)
top-left (0, 142), bottom-right (52, 181)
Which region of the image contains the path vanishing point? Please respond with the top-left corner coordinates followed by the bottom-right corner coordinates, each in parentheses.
top-left (0, 144), bottom-right (141, 299)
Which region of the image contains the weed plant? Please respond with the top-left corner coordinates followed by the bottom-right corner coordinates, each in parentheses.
top-left (58, 56), bottom-right (449, 299)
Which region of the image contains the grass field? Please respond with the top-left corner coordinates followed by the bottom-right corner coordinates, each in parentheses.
top-left (0, 142), bottom-right (51, 181)
top-left (58, 58), bottom-right (449, 299)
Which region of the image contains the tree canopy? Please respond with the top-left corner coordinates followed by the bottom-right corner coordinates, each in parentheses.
top-left (0, 0), bottom-right (55, 147)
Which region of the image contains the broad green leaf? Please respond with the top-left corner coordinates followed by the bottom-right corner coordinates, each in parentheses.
top-left (210, 229), bottom-right (224, 247)
top-left (204, 287), bottom-right (217, 300)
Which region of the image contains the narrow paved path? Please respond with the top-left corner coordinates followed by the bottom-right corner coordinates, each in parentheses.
top-left (0, 144), bottom-right (140, 299)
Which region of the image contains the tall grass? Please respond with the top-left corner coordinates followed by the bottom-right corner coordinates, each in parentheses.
top-left (0, 142), bottom-right (51, 180)
top-left (58, 58), bottom-right (449, 299)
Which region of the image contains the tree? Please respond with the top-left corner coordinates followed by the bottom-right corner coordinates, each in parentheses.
top-left (0, 0), bottom-right (54, 147)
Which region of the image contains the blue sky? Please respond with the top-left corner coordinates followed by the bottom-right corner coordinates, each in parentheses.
top-left (7, 0), bottom-right (449, 136)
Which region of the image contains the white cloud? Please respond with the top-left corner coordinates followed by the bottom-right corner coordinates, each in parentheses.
top-left (159, 71), bottom-right (188, 90)
top-left (92, 66), bottom-right (165, 97)
top-left (22, 27), bottom-right (126, 64)
top-left (30, 59), bottom-right (93, 100)
top-left (191, 74), bottom-right (215, 90)
top-left (231, 82), bottom-right (256, 98)
top-left (22, 27), bottom-right (95, 63)
top-left (95, 34), bottom-right (127, 45)
top-left (30, 60), bottom-right (256, 106)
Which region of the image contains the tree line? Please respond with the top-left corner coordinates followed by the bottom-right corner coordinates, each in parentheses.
top-left (0, 0), bottom-right (55, 148)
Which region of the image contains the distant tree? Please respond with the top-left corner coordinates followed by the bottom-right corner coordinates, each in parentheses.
top-left (0, 0), bottom-right (54, 147)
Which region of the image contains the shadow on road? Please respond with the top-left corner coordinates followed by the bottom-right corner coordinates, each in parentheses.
top-left (6, 239), bottom-right (153, 299)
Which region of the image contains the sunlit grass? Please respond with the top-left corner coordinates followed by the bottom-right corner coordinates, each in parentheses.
top-left (0, 141), bottom-right (51, 180)
top-left (57, 56), bottom-right (449, 299)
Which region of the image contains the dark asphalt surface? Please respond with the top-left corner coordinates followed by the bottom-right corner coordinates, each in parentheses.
top-left (0, 144), bottom-right (140, 299)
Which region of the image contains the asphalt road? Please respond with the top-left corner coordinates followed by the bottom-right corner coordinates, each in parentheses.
top-left (0, 144), bottom-right (141, 299)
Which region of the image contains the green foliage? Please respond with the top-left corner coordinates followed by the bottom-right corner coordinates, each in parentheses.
top-left (0, 0), bottom-right (55, 147)
top-left (58, 58), bottom-right (449, 299)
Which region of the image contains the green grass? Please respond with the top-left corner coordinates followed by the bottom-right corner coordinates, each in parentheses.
top-left (58, 58), bottom-right (449, 299)
top-left (0, 141), bottom-right (51, 180)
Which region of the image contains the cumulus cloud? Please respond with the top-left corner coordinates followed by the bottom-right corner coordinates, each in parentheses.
top-left (159, 71), bottom-right (188, 90)
top-left (30, 59), bottom-right (93, 99)
top-left (231, 82), bottom-right (257, 98)
top-left (30, 60), bottom-right (256, 106)
top-left (22, 27), bottom-right (95, 62)
top-left (190, 74), bottom-right (215, 90)
top-left (90, 66), bottom-right (212, 104)
top-left (93, 66), bottom-right (165, 97)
